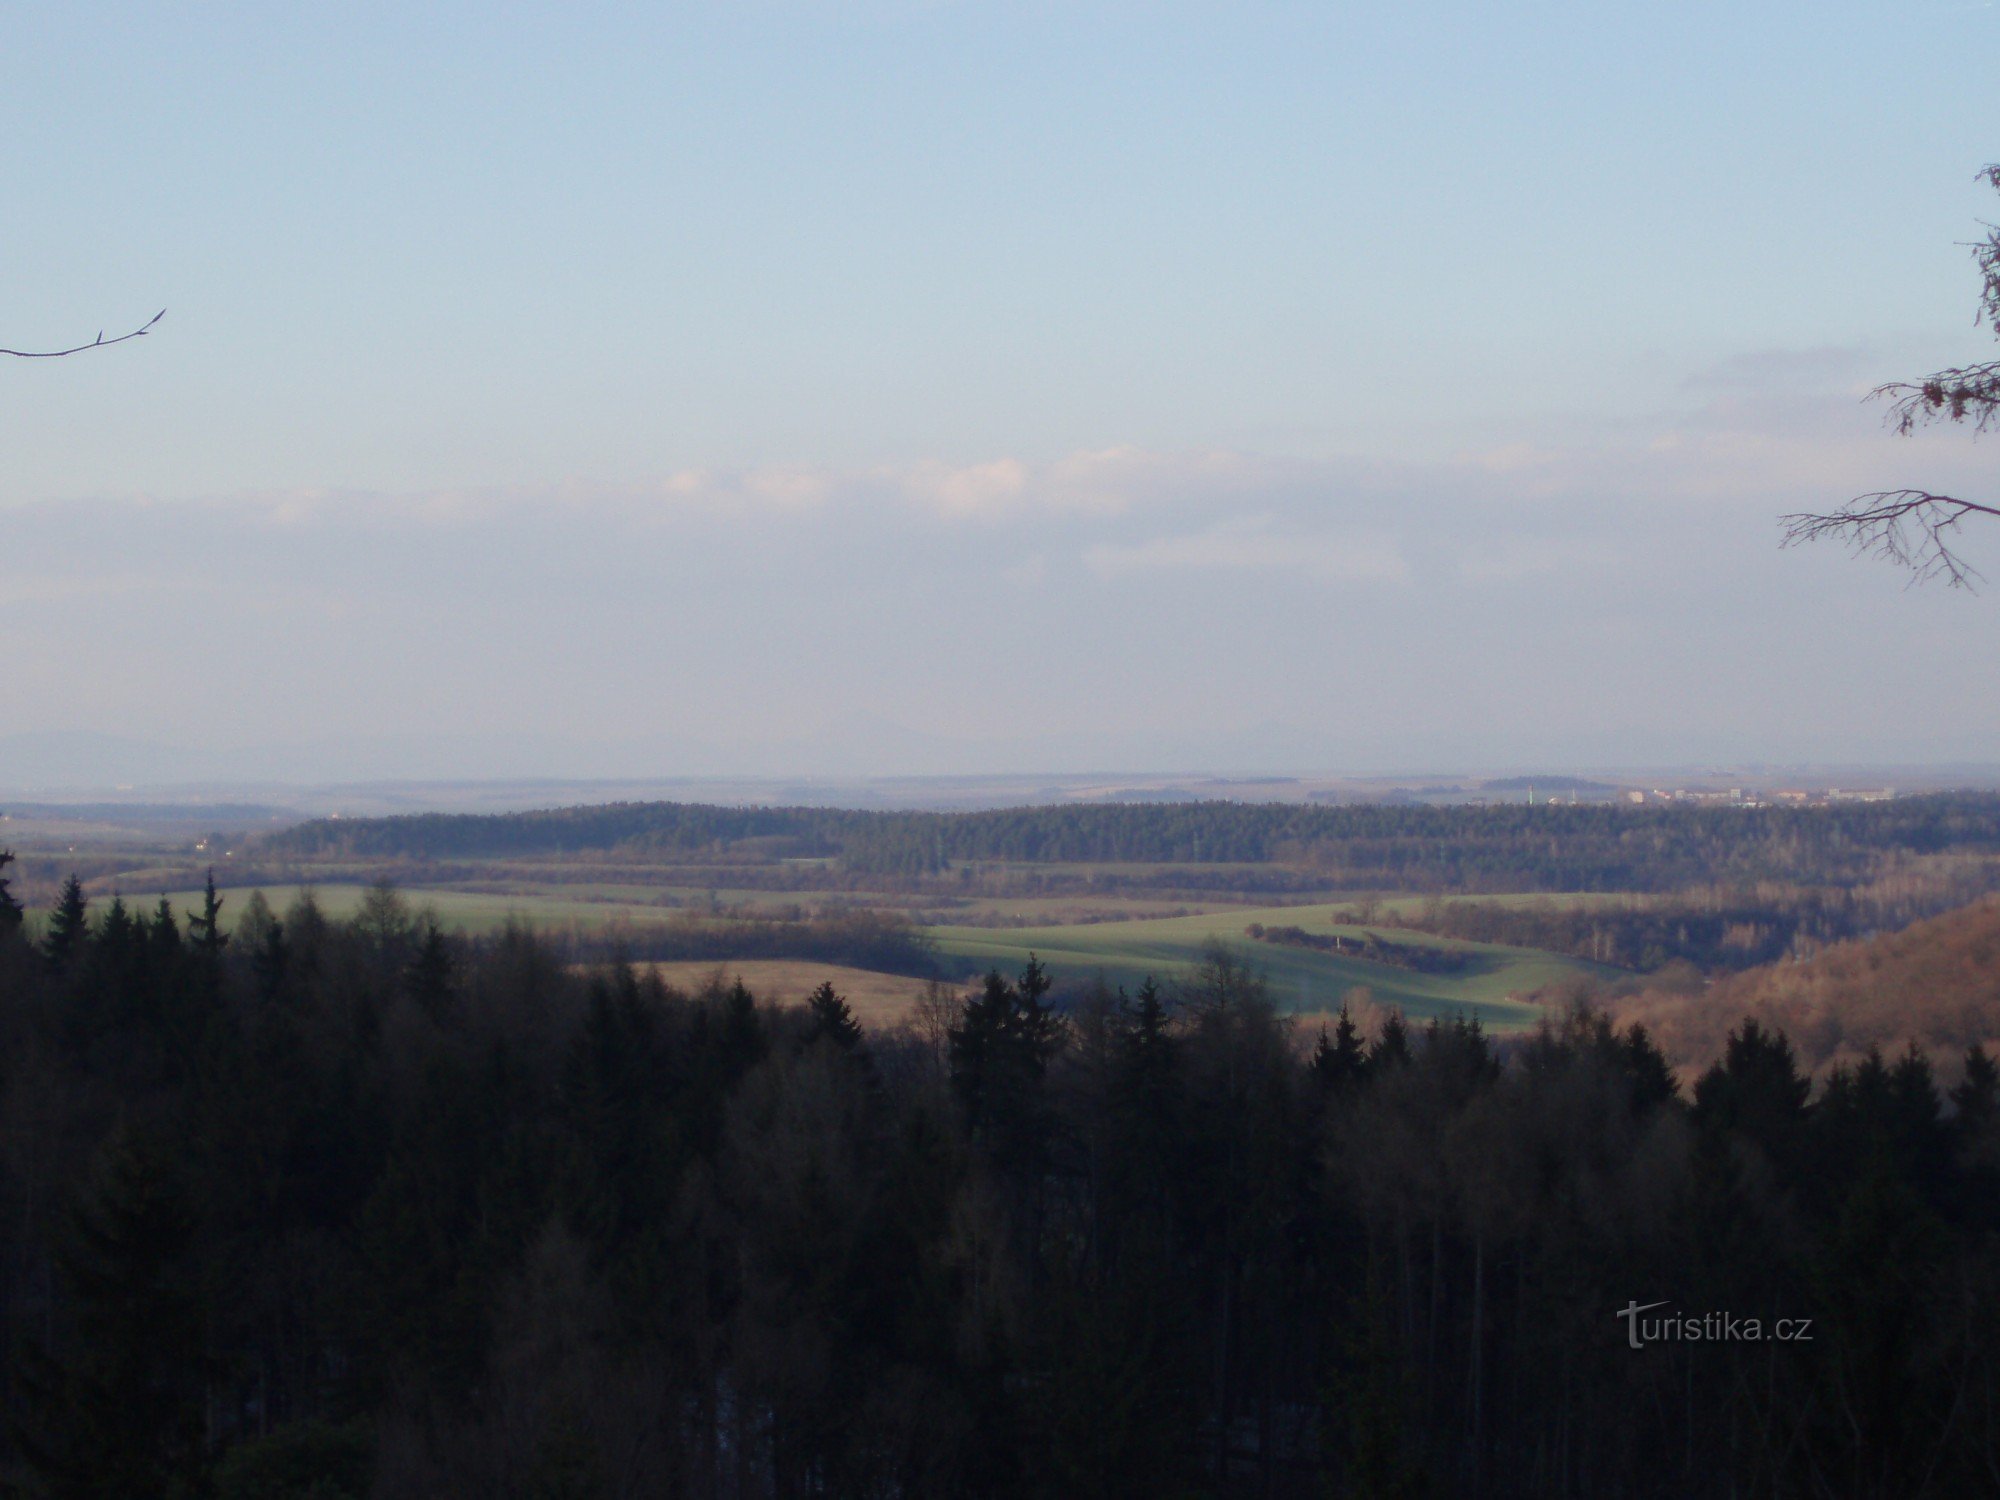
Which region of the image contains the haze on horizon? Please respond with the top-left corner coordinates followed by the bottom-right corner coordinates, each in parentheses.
top-left (5, 1), bottom-right (1997, 783)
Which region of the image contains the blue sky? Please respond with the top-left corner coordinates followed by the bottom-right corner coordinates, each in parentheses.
top-left (4, 2), bottom-right (1997, 779)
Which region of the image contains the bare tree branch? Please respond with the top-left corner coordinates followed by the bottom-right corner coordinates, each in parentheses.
top-left (1873, 362), bottom-right (2000, 435)
top-left (1781, 490), bottom-right (2000, 589)
top-left (1783, 164), bottom-right (2000, 586)
top-left (0, 309), bottom-right (165, 359)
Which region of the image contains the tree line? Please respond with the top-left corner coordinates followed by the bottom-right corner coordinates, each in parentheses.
top-left (259, 793), bottom-right (2000, 891)
top-left (0, 865), bottom-right (1994, 1495)
top-left (1372, 866), bottom-right (2000, 973)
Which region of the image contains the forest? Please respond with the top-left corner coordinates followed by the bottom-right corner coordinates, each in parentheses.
top-left (259, 793), bottom-right (2000, 890)
top-left (1370, 865), bottom-right (2000, 972)
top-left (0, 854), bottom-right (1994, 1497)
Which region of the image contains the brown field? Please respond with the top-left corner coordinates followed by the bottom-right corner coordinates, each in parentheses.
top-left (614, 960), bottom-right (940, 1024)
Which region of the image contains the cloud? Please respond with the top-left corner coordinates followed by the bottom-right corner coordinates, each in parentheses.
top-left (6, 363), bottom-right (1997, 778)
top-left (1677, 346), bottom-right (1873, 395)
top-left (1085, 517), bottom-right (1410, 583)
top-left (1455, 536), bottom-right (1622, 582)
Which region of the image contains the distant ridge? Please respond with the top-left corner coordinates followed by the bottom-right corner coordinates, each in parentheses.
top-left (255, 792), bottom-right (2000, 890)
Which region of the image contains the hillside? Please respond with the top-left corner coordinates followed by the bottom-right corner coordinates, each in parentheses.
top-left (1607, 894), bottom-right (2000, 1075)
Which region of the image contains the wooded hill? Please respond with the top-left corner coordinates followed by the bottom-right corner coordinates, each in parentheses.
top-left (1608, 894), bottom-right (2000, 1074)
top-left (258, 793), bottom-right (2000, 890)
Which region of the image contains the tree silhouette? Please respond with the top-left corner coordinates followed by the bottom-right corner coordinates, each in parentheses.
top-left (1783, 165), bottom-right (2000, 586)
top-left (1, 309), bottom-right (164, 358)
top-left (41, 875), bottom-right (89, 970)
top-left (0, 847), bottom-right (23, 935)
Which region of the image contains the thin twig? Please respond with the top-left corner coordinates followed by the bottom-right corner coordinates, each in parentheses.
top-left (1780, 490), bottom-right (2000, 590)
top-left (0, 309), bottom-right (165, 359)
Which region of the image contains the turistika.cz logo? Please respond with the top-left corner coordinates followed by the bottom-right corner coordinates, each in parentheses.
top-left (1616, 1301), bottom-right (1814, 1349)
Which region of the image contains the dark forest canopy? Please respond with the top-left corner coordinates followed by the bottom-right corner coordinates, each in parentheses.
top-left (259, 793), bottom-right (2000, 889)
top-left (0, 882), bottom-right (1994, 1496)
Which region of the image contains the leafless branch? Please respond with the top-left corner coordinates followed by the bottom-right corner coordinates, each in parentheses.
top-left (1780, 490), bottom-right (2000, 589)
top-left (0, 308), bottom-right (165, 359)
top-left (1786, 165), bottom-right (2000, 586)
top-left (1873, 362), bottom-right (2000, 435)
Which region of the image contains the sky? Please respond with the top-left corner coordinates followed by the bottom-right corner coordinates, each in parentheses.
top-left (3, 1), bottom-right (1998, 783)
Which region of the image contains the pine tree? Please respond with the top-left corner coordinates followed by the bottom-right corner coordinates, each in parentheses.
top-left (149, 896), bottom-right (180, 957)
top-left (1368, 1011), bottom-right (1413, 1071)
top-left (1618, 1021), bottom-right (1679, 1111)
top-left (1119, 977), bottom-right (1176, 1099)
top-left (1310, 1004), bottom-right (1369, 1097)
top-left (804, 980), bottom-right (863, 1051)
top-left (720, 977), bottom-right (766, 1079)
top-left (949, 958), bottom-right (1066, 1181)
top-left (249, 916), bottom-right (290, 1005)
top-left (15, 1129), bottom-right (209, 1498)
top-left (41, 875), bottom-right (89, 970)
top-left (1951, 1044), bottom-right (1997, 1129)
top-left (96, 894), bottom-right (137, 958)
top-left (185, 868), bottom-right (228, 960)
top-left (405, 920), bottom-right (455, 1020)
top-left (0, 846), bottom-right (23, 935)
top-left (1692, 1018), bottom-right (1810, 1160)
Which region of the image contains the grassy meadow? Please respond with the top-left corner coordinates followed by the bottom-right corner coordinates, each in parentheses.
top-left (141, 881), bottom-right (1608, 1030)
top-left (929, 903), bottom-right (1615, 1028)
top-left (135, 878), bottom-right (1619, 1032)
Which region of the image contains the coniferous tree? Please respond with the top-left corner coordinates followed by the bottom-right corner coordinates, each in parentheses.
top-left (405, 920), bottom-right (455, 1020)
top-left (250, 915), bottom-right (290, 1005)
top-left (41, 875), bottom-right (89, 970)
top-left (950, 959), bottom-right (1065, 1158)
top-left (1368, 1011), bottom-right (1413, 1071)
top-left (720, 977), bottom-right (767, 1079)
top-left (1950, 1044), bottom-right (1997, 1129)
top-left (1619, 1020), bottom-right (1679, 1111)
top-left (1311, 1004), bottom-right (1369, 1097)
top-left (15, 1129), bottom-right (209, 1499)
top-left (803, 979), bottom-right (863, 1051)
top-left (186, 869), bottom-right (227, 960)
top-left (149, 896), bottom-right (180, 962)
top-left (184, 870), bottom-right (228, 1009)
top-left (1692, 1018), bottom-right (1811, 1160)
top-left (0, 846), bottom-right (23, 935)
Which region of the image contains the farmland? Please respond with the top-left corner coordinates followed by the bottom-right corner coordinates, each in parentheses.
top-left (147, 881), bottom-right (1617, 1030)
top-left (14, 791), bottom-right (2000, 1037)
top-left (929, 903), bottom-right (1610, 1027)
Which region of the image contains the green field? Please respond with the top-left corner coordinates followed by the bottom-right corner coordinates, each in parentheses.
top-left (150, 884), bottom-right (1608, 1031)
top-left (930, 903), bottom-right (1618, 1029)
top-left (159, 883), bottom-right (687, 935)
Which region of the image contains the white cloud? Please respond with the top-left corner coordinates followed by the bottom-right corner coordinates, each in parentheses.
top-left (1085, 517), bottom-right (1410, 584)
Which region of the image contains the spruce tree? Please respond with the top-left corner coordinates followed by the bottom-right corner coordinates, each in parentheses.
top-left (16, 1129), bottom-right (209, 1498)
top-left (1692, 1018), bottom-right (1810, 1161)
top-left (1310, 1004), bottom-right (1369, 1096)
top-left (256, 923), bottom-right (291, 1005)
top-left (720, 977), bottom-right (766, 1079)
top-left (1367, 1011), bottom-right (1413, 1071)
top-left (405, 920), bottom-right (455, 1019)
top-left (1619, 1021), bottom-right (1679, 1111)
top-left (804, 980), bottom-right (863, 1051)
top-left (41, 875), bottom-right (89, 970)
top-left (144, 897), bottom-right (183, 998)
top-left (1951, 1044), bottom-right (1997, 1129)
top-left (0, 847), bottom-right (23, 935)
top-left (185, 869), bottom-right (228, 960)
